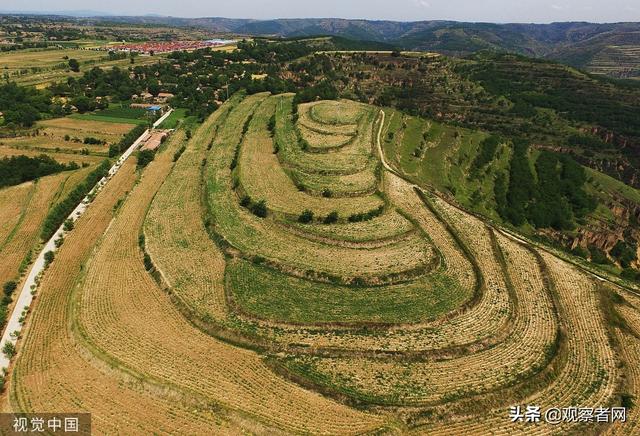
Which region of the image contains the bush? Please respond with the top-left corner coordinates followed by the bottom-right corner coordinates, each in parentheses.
top-left (3, 281), bottom-right (17, 296)
top-left (251, 200), bottom-right (268, 218)
top-left (43, 251), bottom-right (55, 267)
top-left (298, 209), bottom-right (314, 223)
top-left (610, 240), bottom-right (637, 268)
top-left (173, 146), bottom-right (186, 162)
top-left (63, 218), bottom-right (74, 232)
top-left (240, 195), bottom-right (252, 208)
top-left (83, 137), bottom-right (104, 145)
top-left (323, 211), bottom-right (339, 224)
top-left (2, 342), bottom-right (15, 358)
top-left (321, 189), bottom-right (333, 198)
top-left (267, 114), bottom-right (276, 135)
top-left (143, 253), bottom-right (153, 271)
top-left (109, 124), bottom-right (147, 157)
top-left (136, 149), bottom-right (156, 169)
top-left (40, 160), bottom-right (111, 240)
top-left (68, 58), bottom-right (80, 72)
top-left (589, 245), bottom-right (611, 265)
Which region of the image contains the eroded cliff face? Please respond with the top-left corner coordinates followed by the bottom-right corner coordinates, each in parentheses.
top-left (544, 193), bottom-right (640, 267)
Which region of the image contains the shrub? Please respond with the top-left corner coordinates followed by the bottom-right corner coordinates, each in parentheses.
top-left (321, 189), bottom-right (333, 198)
top-left (251, 200), bottom-right (268, 218)
top-left (43, 251), bottom-right (55, 267)
top-left (2, 342), bottom-right (15, 358)
top-left (173, 146), bottom-right (186, 162)
top-left (109, 124), bottom-right (146, 157)
top-left (3, 281), bottom-right (17, 296)
top-left (323, 211), bottom-right (339, 224)
top-left (298, 209), bottom-right (314, 224)
top-left (136, 149), bottom-right (156, 169)
top-left (41, 160), bottom-right (111, 240)
top-left (63, 218), bottom-right (74, 232)
top-left (267, 114), bottom-right (276, 135)
top-left (240, 195), bottom-right (253, 208)
top-left (143, 253), bottom-right (154, 271)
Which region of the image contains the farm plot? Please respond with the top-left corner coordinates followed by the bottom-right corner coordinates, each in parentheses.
top-left (227, 259), bottom-right (466, 324)
top-left (297, 123), bottom-right (354, 151)
top-left (309, 100), bottom-right (366, 125)
top-left (238, 95), bottom-right (384, 217)
top-left (287, 208), bottom-right (414, 243)
top-left (2, 116), bottom-right (134, 157)
top-left (208, 95), bottom-right (437, 282)
top-left (0, 170), bottom-right (85, 287)
top-left (0, 47), bottom-right (106, 76)
top-left (276, 95), bottom-right (377, 176)
top-left (0, 183), bottom-right (33, 250)
top-left (8, 160), bottom-right (242, 435)
top-left (0, 145), bottom-right (103, 165)
top-left (273, 229), bottom-right (556, 407)
top-left (9, 90), bottom-right (631, 434)
top-left (144, 95), bottom-right (242, 321)
top-left (412, 252), bottom-right (618, 435)
top-left (72, 114), bottom-right (386, 434)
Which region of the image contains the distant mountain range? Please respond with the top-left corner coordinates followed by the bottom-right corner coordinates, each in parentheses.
top-left (3, 12), bottom-right (640, 78)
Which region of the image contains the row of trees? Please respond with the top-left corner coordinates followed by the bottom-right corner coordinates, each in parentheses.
top-left (40, 160), bottom-right (111, 240)
top-left (0, 154), bottom-right (78, 188)
top-left (496, 142), bottom-right (596, 230)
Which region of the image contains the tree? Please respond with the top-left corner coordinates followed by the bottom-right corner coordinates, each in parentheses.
top-left (44, 250), bottom-right (55, 267)
top-left (136, 149), bottom-right (156, 169)
top-left (63, 218), bottom-right (74, 232)
top-left (298, 209), bottom-right (314, 224)
top-left (70, 96), bottom-right (95, 113)
top-left (68, 58), bottom-right (80, 72)
top-left (251, 200), bottom-right (268, 218)
top-left (2, 341), bottom-right (15, 358)
top-left (323, 211), bottom-right (339, 224)
top-left (3, 281), bottom-right (17, 296)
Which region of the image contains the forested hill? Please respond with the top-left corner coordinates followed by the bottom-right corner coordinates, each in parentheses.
top-left (82, 16), bottom-right (640, 78)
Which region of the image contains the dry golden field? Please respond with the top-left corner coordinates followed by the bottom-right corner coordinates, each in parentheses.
top-left (4, 93), bottom-right (640, 435)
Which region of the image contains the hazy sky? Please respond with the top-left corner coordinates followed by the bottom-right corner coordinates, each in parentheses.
top-left (3, 0), bottom-right (640, 23)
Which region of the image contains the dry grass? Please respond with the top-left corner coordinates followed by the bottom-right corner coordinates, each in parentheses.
top-left (72, 114), bottom-right (385, 434)
top-left (239, 96), bottom-right (383, 216)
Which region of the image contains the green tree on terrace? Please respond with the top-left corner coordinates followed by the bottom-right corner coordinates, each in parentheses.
top-left (298, 209), bottom-right (314, 224)
top-left (323, 211), bottom-right (339, 224)
top-left (251, 200), bottom-right (268, 218)
top-left (68, 58), bottom-right (80, 72)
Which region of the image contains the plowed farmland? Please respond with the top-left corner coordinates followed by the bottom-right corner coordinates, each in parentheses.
top-left (5, 92), bottom-right (640, 434)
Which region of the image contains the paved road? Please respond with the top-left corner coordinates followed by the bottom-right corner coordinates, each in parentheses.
top-left (0, 126), bottom-right (155, 370)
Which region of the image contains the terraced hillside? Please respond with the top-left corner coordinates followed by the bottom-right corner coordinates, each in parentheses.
top-left (5, 93), bottom-right (640, 434)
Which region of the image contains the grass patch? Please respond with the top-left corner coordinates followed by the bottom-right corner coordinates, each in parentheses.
top-left (227, 259), bottom-right (468, 324)
top-left (159, 109), bottom-right (190, 129)
top-left (70, 113), bottom-right (148, 125)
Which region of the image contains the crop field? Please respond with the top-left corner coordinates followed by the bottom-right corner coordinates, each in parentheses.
top-left (1, 116), bottom-right (135, 159)
top-left (2, 48), bottom-right (164, 87)
top-left (0, 167), bottom-right (94, 290)
top-left (6, 92), bottom-right (640, 434)
top-left (0, 47), bottom-right (106, 74)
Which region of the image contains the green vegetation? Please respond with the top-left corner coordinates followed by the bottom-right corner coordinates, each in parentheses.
top-left (0, 82), bottom-right (52, 127)
top-left (40, 160), bottom-right (111, 240)
top-left (159, 109), bottom-right (189, 129)
top-left (136, 149), bottom-right (156, 169)
top-left (227, 260), bottom-right (467, 323)
top-left (0, 154), bottom-right (78, 188)
top-left (108, 124), bottom-right (147, 157)
top-left (499, 144), bottom-right (596, 230)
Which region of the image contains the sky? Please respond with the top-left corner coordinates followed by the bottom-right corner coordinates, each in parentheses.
top-left (2, 0), bottom-right (639, 23)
